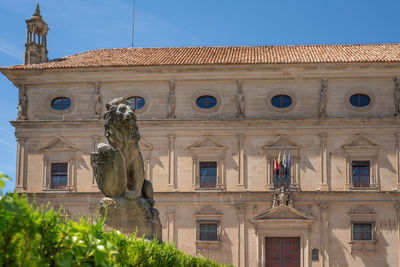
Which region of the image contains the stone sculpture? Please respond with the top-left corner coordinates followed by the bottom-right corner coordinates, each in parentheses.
top-left (17, 84), bottom-right (27, 120)
top-left (272, 186), bottom-right (293, 207)
top-left (94, 82), bottom-right (103, 117)
top-left (395, 77), bottom-right (400, 116)
top-left (319, 79), bottom-right (328, 118)
top-left (235, 79), bottom-right (245, 118)
top-left (91, 97), bottom-right (161, 240)
top-left (167, 80), bottom-right (176, 118)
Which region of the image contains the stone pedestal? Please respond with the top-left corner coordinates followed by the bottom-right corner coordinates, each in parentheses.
top-left (100, 197), bottom-right (162, 241)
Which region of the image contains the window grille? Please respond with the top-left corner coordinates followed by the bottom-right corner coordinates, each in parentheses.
top-left (50, 163), bottom-right (68, 189)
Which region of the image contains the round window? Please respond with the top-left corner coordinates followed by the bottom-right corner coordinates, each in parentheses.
top-left (196, 95), bottom-right (217, 109)
top-left (127, 96), bottom-right (145, 111)
top-left (51, 97), bottom-right (71, 110)
top-left (271, 95), bottom-right (292, 108)
top-left (350, 94), bottom-right (370, 107)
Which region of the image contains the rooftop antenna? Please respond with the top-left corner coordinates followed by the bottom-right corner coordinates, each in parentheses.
top-left (131, 0), bottom-right (136, 47)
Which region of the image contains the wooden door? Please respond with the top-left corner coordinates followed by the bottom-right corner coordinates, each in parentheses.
top-left (265, 237), bottom-right (300, 267)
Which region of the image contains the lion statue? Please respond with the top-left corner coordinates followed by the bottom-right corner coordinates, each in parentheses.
top-left (91, 97), bottom-right (153, 201)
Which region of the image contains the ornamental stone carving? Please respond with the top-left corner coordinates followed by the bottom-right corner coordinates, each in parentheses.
top-left (91, 97), bottom-right (161, 240)
top-left (167, 80), bottom-right (176, 118)
top-left (319, 79), bottom-right (328, 117)
top-left (235, 79), bottom-right (245, 118)
top-left (394, 77), bottom-right (400, 116)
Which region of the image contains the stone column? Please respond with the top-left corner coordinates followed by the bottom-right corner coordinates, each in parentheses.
top-left (344, 155), bottom-right (351, 189)
top-left (395, 203), bottom-right (400, 266)
top-left (166, 208), bottom-right (176, 246)
top-left (237, 134), bottom-right (246, 189)
top-left (41, 156), bottom-right (48, 190)
top-left (168, 134), bottom-right (176, 189)
top-left (68, 158), bottom-right (74, 191)
top-left (320, 203), bottom-right (330, 267)
top-left (265, 156), bottom-right (272, 189)
top-left (318, 133), bottom-right (329, 191)
top-left (395, 133), bottom-right (400, 190)
top-left (192, 155), bottom-right (197, 188)
top-left (218, 155), bottom-right (225, 188)
top-left (235, 203), bottom-right (247, 267)
top-left (15, 137), bottom-right (26, 192)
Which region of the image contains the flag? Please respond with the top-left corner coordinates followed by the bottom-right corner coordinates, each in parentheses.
top-left (277, 150), bottom-right (281, 169)
top-left (282, 150), bottom-right (287, 168)
top-left (287, 152), bottom-right (291, 171)
top-left (273, 157), bottom-right (277, 171)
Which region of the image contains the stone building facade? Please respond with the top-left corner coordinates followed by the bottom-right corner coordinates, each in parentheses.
top-left (2, 7), bottom-right (400, 267)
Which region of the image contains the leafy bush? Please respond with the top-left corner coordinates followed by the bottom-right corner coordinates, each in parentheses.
top-left (0, 174), bottom-right (229, 267)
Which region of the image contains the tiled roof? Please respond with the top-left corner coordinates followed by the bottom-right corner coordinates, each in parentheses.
top-left (4, 44), bottom-right (400, 70)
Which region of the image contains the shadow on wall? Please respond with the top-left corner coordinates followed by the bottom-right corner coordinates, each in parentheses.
top-left (358, 230), bottom-right (389, 267)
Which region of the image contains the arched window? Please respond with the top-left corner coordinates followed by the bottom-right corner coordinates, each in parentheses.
top-left (127, 96), bottom-right (145, 111)
top-left (196, 95), bottom-right (217, 109)
top-left (51, 97), bottom-right (71, 110)
top-left (271, 95), bottom-right (292, 108)
top-left (350, 94), bottom-right (370, 107)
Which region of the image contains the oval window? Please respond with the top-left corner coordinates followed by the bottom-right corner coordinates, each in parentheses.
top-left (127, 96), bottom-right (145, 111)
top-left (51, 97), bottom-right (71, 110)
top-left (196, 95), bottom-right (217, 109)
top-left (271, 95), bottom-right (292, 108)
top-left (350, 94), bottom-right (370, 107)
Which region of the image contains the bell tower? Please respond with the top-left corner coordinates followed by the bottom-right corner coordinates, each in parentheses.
top-left (24, 4), bottom-right (48, 65)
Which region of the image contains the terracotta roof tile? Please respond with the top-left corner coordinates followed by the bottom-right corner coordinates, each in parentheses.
top-left (4, 44), bottom-right (400, 70)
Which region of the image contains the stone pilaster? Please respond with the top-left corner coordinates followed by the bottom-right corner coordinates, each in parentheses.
top-left (235, 203), bottom-right (247, 267)
top-left (320, 203), bottom-right (330, 267)
top-left (318, 133), bottom-right (329, 191)
top-left (15, 137), bottom-right (26, 192)
top-left (166, 208), bottom-right (176, 246)
top-left (237, 134), bottom-right (246, 189)
top-left (395, 133), bottom-right (400, 190)
top-left (168, 134), bottom-right (176, 189)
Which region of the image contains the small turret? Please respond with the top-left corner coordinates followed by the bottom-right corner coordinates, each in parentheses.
top-left (24, 4), bottom-right (49, 65)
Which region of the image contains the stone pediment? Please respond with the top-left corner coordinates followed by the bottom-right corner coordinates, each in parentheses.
top-left (40, 136), bottom-right (78, 152)
top-left (263, 135), bottom-right (301, 157)
top-left (342, 133), bottom-right (381, 149)
top-left (251, 205), bottom-right (315, 223)
top-left (188, 135), bottom-right (227, 151)
top-left (139, 138), bottom-right (153, 151)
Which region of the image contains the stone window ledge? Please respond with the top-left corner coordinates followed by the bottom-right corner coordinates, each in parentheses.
top-left (195, 241), bottom-right (223, 246)
top-left (42, 189), bottom-right (70, 193)
top-left (349, 186), bottom-right (379, 191)
top-left (349, 240), bottom-right (377, 254)
top-left (194, 187), bottom-right (224, 192)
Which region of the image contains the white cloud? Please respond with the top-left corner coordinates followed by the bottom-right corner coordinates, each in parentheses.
top-left (0, 39), bottom-right (23, 60)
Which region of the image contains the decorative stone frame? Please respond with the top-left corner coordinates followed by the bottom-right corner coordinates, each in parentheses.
top-left (344, 89), bottom-right (375, 112)
top-left (194, 206), bottom-right (223, 247)
top-left (262, 135), bottom-right (301, 190)
top-left (266, 90), bottom-right (297, 113)
top-left (348, 205), bottom-right (377, 254)
top-left (139, 138), bottom-right (153, 182)
top-left (342, 134), bottom-right (381, 190)
top-left (126, 92), bottom-right (150, 114)
top-left (40, 136), bottom-right (78, 192)
top-left (47, 92), bottom-right (76, 115)
top-left (188, 136), bottom-right (227, 190)
top-left (191, 90), bottom-right (221, 113)
top-left (251, 204), bottom-right (315, 267)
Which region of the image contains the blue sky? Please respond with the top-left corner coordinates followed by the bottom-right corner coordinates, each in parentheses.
top-left (1, 0), bottom-right (400, 193)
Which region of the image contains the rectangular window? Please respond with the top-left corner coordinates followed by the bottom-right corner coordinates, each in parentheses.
top-left (50, 163), bottom-right (68, 189)
top-left (352, 223), bottom-right (373, 241)
top-left (199, 162), bottom-right (217, 188)
top-left (199, 223), bottom-right (218, 241)
top-left (352, 161), bottom-right (370, 187)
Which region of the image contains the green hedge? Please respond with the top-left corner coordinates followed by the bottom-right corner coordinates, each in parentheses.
top-left (0, 193), bottom-right (230, 267)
